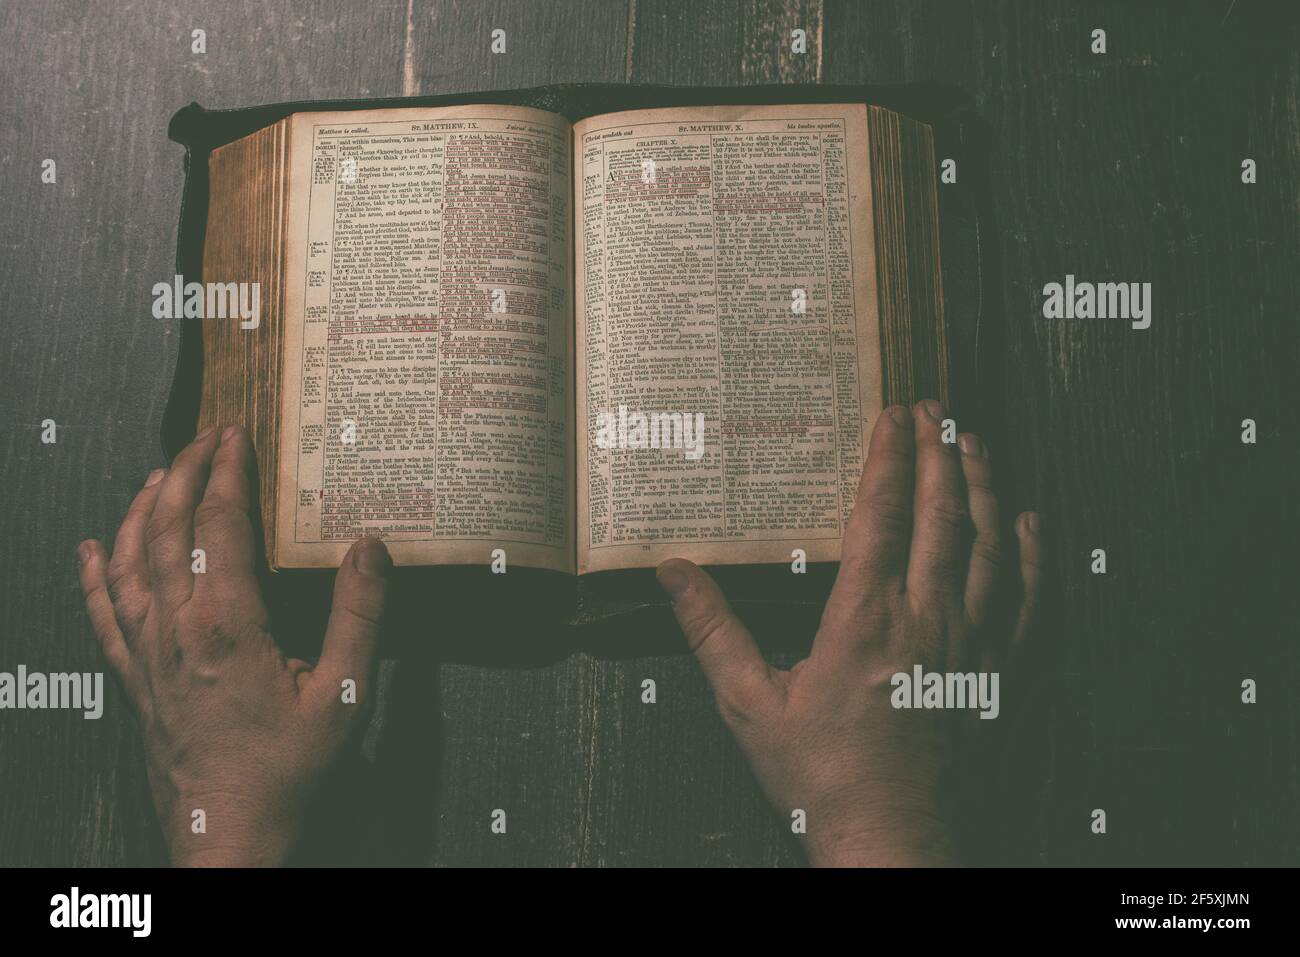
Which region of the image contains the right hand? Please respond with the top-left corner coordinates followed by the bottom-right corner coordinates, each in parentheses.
top-left (657, 401), bottom-right (1042, 866)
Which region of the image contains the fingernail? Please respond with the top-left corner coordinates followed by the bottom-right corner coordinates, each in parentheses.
top-left (656, 563), bottom-right (690, 600)
top-left (195, 426), bottom-right (216, 441)
top-left (77, 541), bottom-right (93, 566)
top-left (221, 425), bottom-right (240, 443)
top-left (958, 434), bottom-right (984, 457)
top-left (886, 406), bottom-right (913, 428)
top-left (922, 399), bottom-right (943, 421)
top-left (354, 538), bottom-right (391, 576)
top-left (1026, 513), bottom-right (1041, 534)
top-left (145, 468), bottom-right (165, 487)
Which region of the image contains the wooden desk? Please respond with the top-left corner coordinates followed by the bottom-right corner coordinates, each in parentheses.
top-left (0, 0), bottom-right (1294, 866)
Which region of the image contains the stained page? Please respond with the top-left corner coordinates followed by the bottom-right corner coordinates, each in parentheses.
top-left (574, 104), bottom-right (881, 573)
top-left (276, 105), bottom-right (574, 571)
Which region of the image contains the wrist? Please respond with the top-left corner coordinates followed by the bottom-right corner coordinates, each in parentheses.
top-left (163, 798), bottom-right (298, 868)
top-left (800, 805), bottom-right (955, 867)
top-left (803, 828), bottom-right (955, 867)
top-left (170, 827), bottom-right (295, 867)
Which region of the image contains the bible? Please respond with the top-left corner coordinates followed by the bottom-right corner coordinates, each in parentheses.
top-left (195, 101), bottom-right (946, 574)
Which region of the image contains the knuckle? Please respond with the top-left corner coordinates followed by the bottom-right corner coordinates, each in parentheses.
top-left (711, 679), bottom-right (763, 730)
top-left (686, 610), bottom-right (730, 654)
top-left (836, 552), bottom-right (892, 595)
top-left (178, 601), bottom-right (236, 649)
top-left (714, 690), bottom-right (753, 729)
top-left (863, 491), bottom-right (912, 534)
top-left (922, 494), bottom-right (970, 532)
top-left (144, 509), bottom-right (188, 549)
top-left (83, 584), bottom-right (115, 628)
top-left (969, 536), bottom-right (1003, 569)
top-left (193, 498), bottom-right (237, 532)
top-left (820, 590), bottom-right (893, 639)
top-left (915, 542), bottom-right (965, 580)
top-left (106, 565), bottom-right (141, 603)
top-left (105, 571), bottom-right (152, 630)
top-left (338, 601), bottom-right (384, 631)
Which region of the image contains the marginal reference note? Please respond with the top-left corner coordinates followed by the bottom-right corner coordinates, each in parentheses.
top-left (575, 105), bottom-right (880, 572)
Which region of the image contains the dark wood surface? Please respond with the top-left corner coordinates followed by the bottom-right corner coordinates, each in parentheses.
top-left (1, 0), bottom-right (1296, 866)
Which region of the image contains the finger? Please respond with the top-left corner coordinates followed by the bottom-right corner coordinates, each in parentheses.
top-left (821, 406), bottom-right (916, 631)
top-left (145, 426), bottom-right (223, 610)
top-left (190, 426), bottom-right (267, 624)
top-left (958, 433), bottom-right (1000, 629)
top-left (906, 399), bottom-right (971, 605)
top-left (657, 559), bottom-right (781, 725)
top-left (1012, 512), bottom-right (1043, 648)
top-left (107, 469), bottom-right (166, 637)
top-left (979, 511), bottom-right (1044, 676)
top-left (78, 540), bottom-right (132, 687)
top-left (308, 538), bottom-right (391, 713)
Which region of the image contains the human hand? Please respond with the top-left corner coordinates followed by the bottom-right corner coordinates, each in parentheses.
top-left (657, 401), bottom-right (1042, 866)
top-left (78, 425), bottom-right (390, 866)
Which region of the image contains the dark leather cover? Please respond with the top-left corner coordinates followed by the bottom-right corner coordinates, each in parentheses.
top-left (162, 84), bottom-right (989, 661)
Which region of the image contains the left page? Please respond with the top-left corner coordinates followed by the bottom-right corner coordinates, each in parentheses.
top-left (275, 105), bottom-right (574, 571)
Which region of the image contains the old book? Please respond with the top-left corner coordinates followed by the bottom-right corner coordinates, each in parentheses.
top-left (197, 101), bottom-right (946, 573)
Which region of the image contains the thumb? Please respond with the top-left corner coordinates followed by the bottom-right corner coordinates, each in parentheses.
top-left (656, 559), bottom-right (780, 723)
top-left (313, 537), bottom-right (391, 710)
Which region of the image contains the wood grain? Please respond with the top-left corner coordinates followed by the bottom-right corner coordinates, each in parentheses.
top-left (0, 0), bottom-right (1295, 866)
top-left (0, 0), bottom-right (412, 867)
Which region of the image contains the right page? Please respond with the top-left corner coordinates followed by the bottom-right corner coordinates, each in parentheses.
top-left (575, 104), bottom-right (882, 574)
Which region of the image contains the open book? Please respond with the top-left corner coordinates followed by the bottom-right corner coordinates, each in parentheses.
top-left (198, 102), bottom-right (944, 573)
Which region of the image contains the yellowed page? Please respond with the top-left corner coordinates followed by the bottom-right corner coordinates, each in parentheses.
top-left (574, 104), bottom-right (881, 574)
top-left (276, 105), bottom-right (574, 572)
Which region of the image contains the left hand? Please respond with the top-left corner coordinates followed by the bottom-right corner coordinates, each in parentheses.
top-left (78, 425), bottom-right (391, 866)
